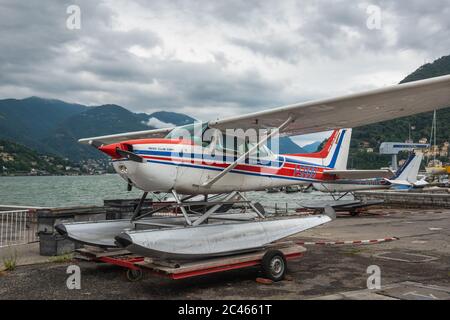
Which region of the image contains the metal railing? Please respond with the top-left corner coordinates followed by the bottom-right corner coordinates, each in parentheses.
top-left (0, 210), bottom-right (38, 248)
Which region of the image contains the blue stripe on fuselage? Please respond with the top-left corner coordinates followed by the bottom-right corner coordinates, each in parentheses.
top-left (143, 158), bottom-right (316, 182)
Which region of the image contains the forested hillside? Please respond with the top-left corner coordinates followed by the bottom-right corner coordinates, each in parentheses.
top-left (349, 55), bottom-right (450, 169)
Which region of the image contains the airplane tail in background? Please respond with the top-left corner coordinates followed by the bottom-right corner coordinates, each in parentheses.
top-left (387, 152), bottom-right (424, 187)
top-left (285, 128), bottom-right (352, 170)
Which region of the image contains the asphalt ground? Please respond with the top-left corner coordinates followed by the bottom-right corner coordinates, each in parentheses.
top-left (0, 208), bottom-right (449, 299)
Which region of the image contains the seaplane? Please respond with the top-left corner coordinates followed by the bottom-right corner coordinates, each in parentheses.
top-left (312, 150), bottom-right (426, 194)
top-left (303, 151), bottom-right (425, 214)
top-left (56, 74), bottom-right (450, 261)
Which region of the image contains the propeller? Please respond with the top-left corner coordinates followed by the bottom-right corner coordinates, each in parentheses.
top-left (89, 140), bottom-right (104, 149)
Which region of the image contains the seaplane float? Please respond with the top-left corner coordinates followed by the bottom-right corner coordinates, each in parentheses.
top-left (56, 74), bottom-right (450, 262)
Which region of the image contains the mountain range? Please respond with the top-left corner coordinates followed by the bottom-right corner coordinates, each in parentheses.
top-left (0, 138), bottom-right (73, 174)
top-left (0, 97), bottom-right (306, 162)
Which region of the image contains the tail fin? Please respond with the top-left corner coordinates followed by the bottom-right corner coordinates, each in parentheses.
top-left (285, 128), bottom-right (352, 169)
top-left (393, 152), bottom-right (423, 183)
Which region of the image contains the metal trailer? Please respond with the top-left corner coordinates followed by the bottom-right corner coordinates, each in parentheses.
top-left (75, 242), bottom-right (306, 282)
top-left (300, 199), bottom-right (385, 217)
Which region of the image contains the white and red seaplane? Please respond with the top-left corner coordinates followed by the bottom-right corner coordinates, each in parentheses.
top-left (57, 75), bottom-right (450, 260)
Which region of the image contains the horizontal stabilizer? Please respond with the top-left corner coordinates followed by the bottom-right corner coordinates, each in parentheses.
top-left (386, 178), bottom-right (429, 188)
top-left (386, 179), bottom-right (412, 186)
top-left (324, 169), bottom-right (394, 179)
top-left (413, 178), bottom-right (429, 187)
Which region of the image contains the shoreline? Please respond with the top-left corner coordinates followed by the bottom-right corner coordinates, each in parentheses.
top-left (0, 173), bottom-right (112, 177)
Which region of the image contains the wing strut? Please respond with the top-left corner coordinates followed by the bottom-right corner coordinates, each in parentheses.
top-left (198, 116), bottom-right (293, 188)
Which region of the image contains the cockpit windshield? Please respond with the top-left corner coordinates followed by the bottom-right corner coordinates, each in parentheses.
top-left (165, 123), bottom-right (273, 158)
top-left (165, 122), bottom-right (208, 146)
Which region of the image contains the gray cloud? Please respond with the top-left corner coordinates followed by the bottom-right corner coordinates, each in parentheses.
top-left (377, 0), bottom-right (450, 56)
top-left (230, 37), bottom-right (302, 63)
top-left (0, 0), bottom-right (449, 121)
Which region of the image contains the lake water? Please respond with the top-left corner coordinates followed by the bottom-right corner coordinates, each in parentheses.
top-left (0, 175), bottom-right (341, 208)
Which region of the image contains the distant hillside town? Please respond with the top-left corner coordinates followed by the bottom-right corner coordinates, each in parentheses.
top-left (0, 140), bottom-right (111, 176)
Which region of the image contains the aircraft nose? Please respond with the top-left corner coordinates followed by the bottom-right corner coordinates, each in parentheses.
top-left (98, 143), bottom-right (122, 158)
top-left (98, 143), bottom-right (143, 162)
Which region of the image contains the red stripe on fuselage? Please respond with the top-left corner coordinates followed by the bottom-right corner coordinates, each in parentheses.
top-left (139, 154), bottom-right (335, 181)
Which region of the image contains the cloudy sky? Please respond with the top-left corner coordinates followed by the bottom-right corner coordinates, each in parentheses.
top-left (1, 0), bottom-right (449, 145)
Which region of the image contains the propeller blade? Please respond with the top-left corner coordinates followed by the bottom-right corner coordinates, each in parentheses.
top-left (89, 140), bottom-right (104, 149)
top-left (115, 147), bottom-right (143, 163)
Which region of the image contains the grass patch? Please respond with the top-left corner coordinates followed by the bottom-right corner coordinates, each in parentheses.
top-left (2, 249), bottom-right (18, 271)
top-left (48, 253), bottom-right (74, 263)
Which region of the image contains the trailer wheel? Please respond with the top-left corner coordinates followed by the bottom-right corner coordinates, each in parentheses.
top-left (261, 250), bottom-right (286, 282)
top-left (126, 268), bottom-right (143, 282)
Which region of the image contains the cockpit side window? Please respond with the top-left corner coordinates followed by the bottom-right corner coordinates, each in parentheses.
top-left (166, 124), bottom-right (273, 159)
top-left (215, 133), bottom-right (273, 158)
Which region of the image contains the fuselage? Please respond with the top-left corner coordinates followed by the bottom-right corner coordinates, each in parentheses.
top-left (97, 127), bottom-right (351, 195)
top-left (108, 138), bottom-right (342, 194)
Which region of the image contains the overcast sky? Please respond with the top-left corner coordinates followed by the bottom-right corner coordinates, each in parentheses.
top-left (1, 0), bottom-right (449, 145)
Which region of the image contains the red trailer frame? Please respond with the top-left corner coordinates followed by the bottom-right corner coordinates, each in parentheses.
top-left (75, 242), bottom-right (305, 282)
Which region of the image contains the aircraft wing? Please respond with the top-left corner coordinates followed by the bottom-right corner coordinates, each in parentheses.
top-left (386, 178), bottom-right (429, 187)
top-left (77, 74), bottom-right (450, 145)
top-left (413, 179), bottom-right (429, 187)
top-left (323, 169), bottom-right (394, 179)
top-left (208, 75), bottom-right (450, 136)
top-left (78, 127), bottom-right (173, 145)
